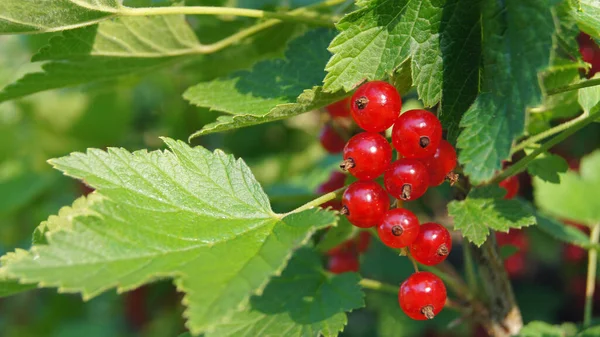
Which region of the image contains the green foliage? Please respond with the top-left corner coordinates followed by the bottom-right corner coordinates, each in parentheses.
top-left (517, 321), bottom-right (578, 337)
top-left (448, 186), bottom-right (536, 246)
top-left (185, 29), bottom-right (345, 138)
top-left (571, 0), bottom-right (600, 39)
top-left (0, 171), bottom-right (57, 215)
top-left (534, 150), bottom-right (600, 226)
top-left (316, 217), bottom-right (357, 253)
top-left (0, 139), bottom-right (337, 335)
top-left (456, 0), bottom-right (556, 184)
top-left (527, 153), bottom-right (569, 184)
top-left (207, 248), bottom-right (364, 337)
top-left (579, 74), bottom-right (600, 114)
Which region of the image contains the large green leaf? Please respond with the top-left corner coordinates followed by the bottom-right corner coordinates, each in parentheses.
top-left (186, 29), bottom-right (345, 139)
top-left (0, 16), bottom-right (201, 103)
top-left (571, 0), bottom-right (600, 39)
top-left (456, 0), bottom-right (555, 184)
top-left (0, 138), bottom-right (336, 335)
top-left (207, 248), bottom-right (364, 337)
top-left (0, 0), bottom-right (122, 34)
top-left (447, 186), bottom-right (536, 246)
top-left (534, 150), bottom-right (600, 226)
top-left (322, 0), bottom-right (481, 133)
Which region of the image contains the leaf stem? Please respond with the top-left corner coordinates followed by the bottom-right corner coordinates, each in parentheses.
top-left (122, 6), bottom-right (336, 27)
top-left (491, 110), bottom-right (600, 185)
top-left (511, 112), bottom-right (589, 155)
top-left (463, 240), bottom-right (478, 298)
top-left (584, 223), bottom-right (600, 328)
top-left (285, 186), bottom-right (346, 216)
top-left (359, 278), bottom-right (398, 294)
top-left (546, 77), bottom-right (600, 95)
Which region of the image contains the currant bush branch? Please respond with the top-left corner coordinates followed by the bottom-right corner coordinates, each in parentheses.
top-left (358, 278), bottom-right (398, 295)
top-left (285, 186), bottom-right (346, 216)
top-left (584, 223), bottom-right (600, 328)
top-left (491, 109), bottom-right (600, 185)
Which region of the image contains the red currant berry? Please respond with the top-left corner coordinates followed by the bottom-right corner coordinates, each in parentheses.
top-left (399, 271), bottom-right (447, 320)
top-left (327, 240), bottom-right (355, 256)
top-left (392, 109), bottom-right (442, 159)
top-left (350, 81), bottom-right (401, 132)
top-left (384, 159), bottom-right (429, 201)
top-left (341, 132), bottom-right (392, 180)
top-left (317, 171), bottom-right (347, 194)
top-left (328, 252), bottom-right (359, 274)
top-left (342, 181), bottom-right (390, 228)
top-left (409, 223), bottom-right (451, 266)
top-left (319, 124), bottom-right (346, 154)
top-left (326, 97), bottom-right (351, 118)
top-left (420, 140), bottom-right (457, 186)
top-left (499, 176), bottom-right (519, 199)
top-left (356, 231), bottom-right (372, 253)
top-left (377, 208), bottom-right (420, 248)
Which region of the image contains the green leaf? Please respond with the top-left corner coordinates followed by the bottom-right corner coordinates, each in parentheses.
top-left (517, 321), bottom-right (578, 337)
top-left (316, 217), bottom-right (357, 253)
top-left (578, 325), bottom-right (600, 337)
top-left (186, 29), bottom-right (345, 138)
top-left (0, 170), bottom-right (57, 215)
top-left (207, 248), bottom-right (364, 337)
top-left (579, 74), bottom-right (600, 114)
top-left (456, 0), bottom-right (555, 184)
top-left (534, 150), bottom-right (600, 226)
top-left (0, 138), bottom-right (336, 335)
top-left (527, 153), bottom-right (569, 184)
top-left (447, 186), bottom-right (536, 246)
top-left (322, 0), bottom-right (480, 133)
top-left (0, 0), bottom-right (122, 34)
top-left (571, 0), bottom-right (600, 39)
top-left (499, 244), bottom-right (519, 259)
top-left (0, 256), bottom-right (36, 298)
top-left (0, 16), bottom-right (202, 103)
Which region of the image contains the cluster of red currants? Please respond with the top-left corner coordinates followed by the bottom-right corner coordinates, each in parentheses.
top-left (318, 81), bottom-right (457, 320)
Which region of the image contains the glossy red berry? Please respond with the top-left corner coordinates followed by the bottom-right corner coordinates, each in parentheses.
top-left (420, 140), bottom-right (457, 186)
top-left (342, 181), bottom-right (390, 228)
top-left (317, 171), bottom-right (347, 194)
top-left (377, 208), bottom-right (420, 248)
top-left (384, 159), bottom-right (429, 201)
top-left (326, 97), bottom-right (352, 118)
top-left (319, 124), bottom-right (346, 154)
top-left (341, 132), bottom-right (392, 180)
top-left (410, 223), bottom-right (451, 266)
top-left (499, 176), bottom-right (519, 199)
top-left (350, 81), bottom-right (401, 132)
top-left (392, 109), bottom-right (442, 159)
top-left (328, 252), bottom-right (359, 274)
top-left (399, 271), bottom-right (447, 320)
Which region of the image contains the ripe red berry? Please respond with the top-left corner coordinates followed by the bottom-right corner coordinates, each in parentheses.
top-left (499, 176), bottom-right (519, 199)
top-left (392, 109), bottom-right (442, 159)
top-left (377, 208), bottom-right (420, 248)
top-left (350, 81), bottom-right (401, 132)
top-left (319, 124), bottom-right (346, 154)
top-left (327, 240), bottom-right (355, 256)
top-left (399, 271), bottom-right (447, 320)
top-left (317, 171), bottom-right (347, 194)
top-left (420, 140), bottom-right (457, 186)
top-left (342, 181), bottom-right (390, 228)
top-left (326, 97), bottom-right (352, 118)
top-left (341, 132), bottom-right (392, 180)
top-left (384, 159), bottom-right (429, 201)
top-left (409, 223), bottom-right (451, 266)
top-left (328, 252), bottom-right (359, 274)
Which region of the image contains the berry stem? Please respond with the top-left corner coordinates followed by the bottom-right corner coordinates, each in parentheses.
top-left (491, 109), bottom-right (600, 186)
top-left (285, 186), bottom-right (346, 216)
top-left (584, 223), bottom-right (600, 328)
top-left (545, 77), bottom-right (600, 95)
top-left (359, 278), bottom-right (398, 294)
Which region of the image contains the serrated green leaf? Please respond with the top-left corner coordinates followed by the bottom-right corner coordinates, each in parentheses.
top-left (534, 150), bottom-right (600, 226)
top-left (0, 138), bottom-right (336, 335)
top-left (0, 257), bottom-right (36, 298)
top-left (456, 0), bottom-right (555, 184)
top-left (186, 29), bottom-right (346, 138)
top-left (0, 16), bottom-right (202, 103)
top-left (447, 186), bottom-right (536, 246)
top-left (571, 0), bottom-right (600, 39)
top-left (517, 321), bottom-right (578, 337)
top-left (579, 74), bottom-right (600, 114)
top-left (0, 0), bottom-right (122, 34)
top-left (207, 248), bottom-right (364, 337)
top-left (527, 153), bottom-right (569, 184)
top-left (322, 0), bottom-right (480, 131)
